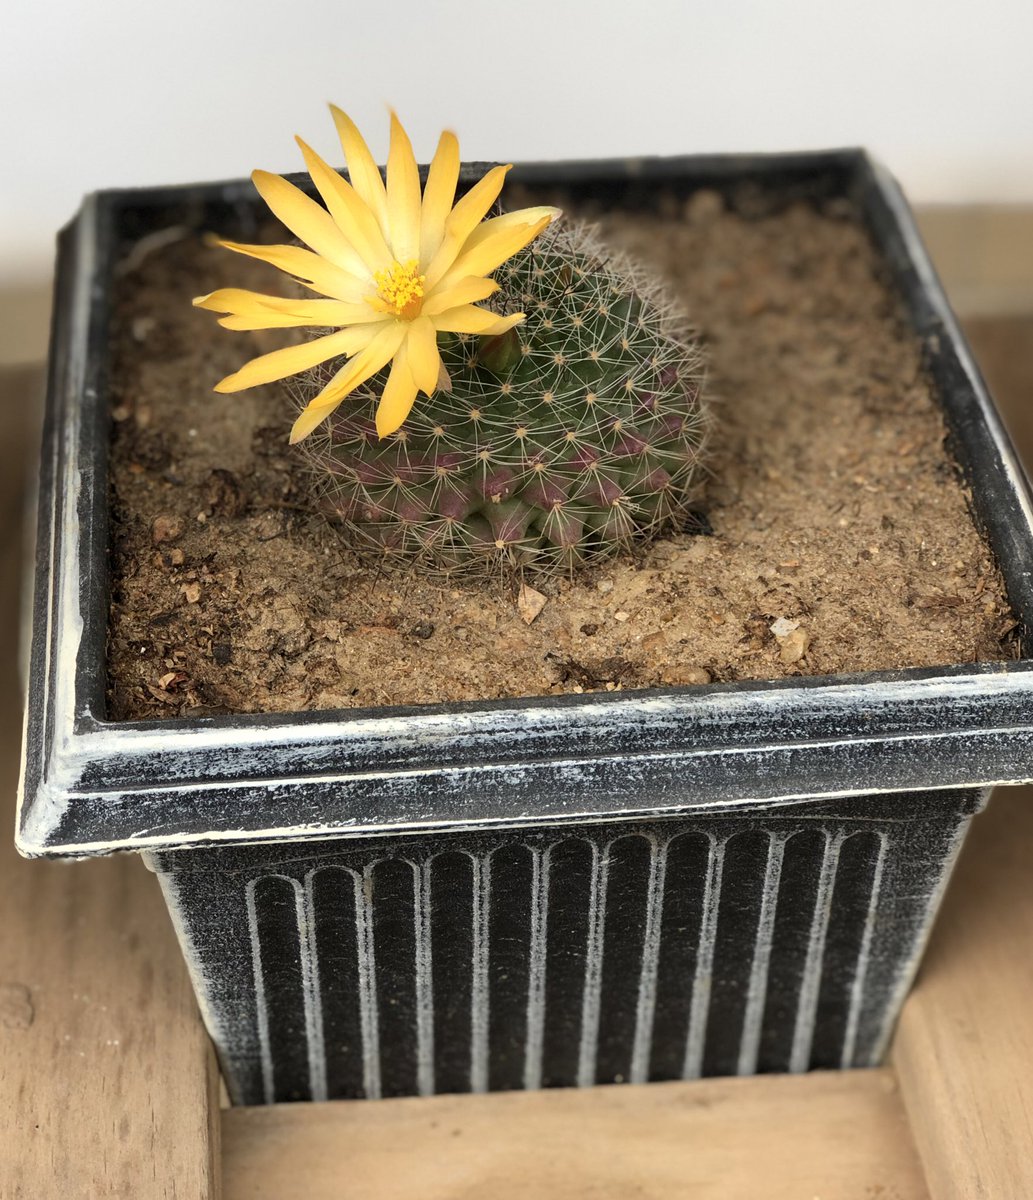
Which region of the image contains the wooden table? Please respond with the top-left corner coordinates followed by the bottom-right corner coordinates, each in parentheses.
top-left (2, 306), bottom-right (1031, 1198)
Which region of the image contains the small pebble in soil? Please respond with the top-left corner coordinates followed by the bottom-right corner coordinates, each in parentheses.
top-left (518, 584), bottom-right (548, 625)
top-left (772, 620), bottom-right (810, 664)
top-left (769, 616), bottom-right (800, 639)
top-left (151, 514), bottom-right (183, 546)
top-left (411, 621), bottom-right (435, 640)
top-left (659, 665), bottom-right (713, 686)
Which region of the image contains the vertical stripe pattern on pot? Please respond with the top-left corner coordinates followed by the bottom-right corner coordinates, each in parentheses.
top-left (237, 818), bottom-right (904, 1103)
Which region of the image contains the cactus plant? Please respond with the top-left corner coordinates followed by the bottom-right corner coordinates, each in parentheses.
top-left (196, 109), bottom-right (707, 575)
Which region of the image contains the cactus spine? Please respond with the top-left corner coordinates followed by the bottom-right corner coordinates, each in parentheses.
top-left (298, 220), bottom-right (707, 575)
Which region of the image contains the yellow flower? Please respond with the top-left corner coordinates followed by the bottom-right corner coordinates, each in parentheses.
top-left (193, 107), bottom-right (560, 442)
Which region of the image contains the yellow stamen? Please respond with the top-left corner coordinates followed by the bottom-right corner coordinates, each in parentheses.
top-left (372, 258), bottom-right (425, 318)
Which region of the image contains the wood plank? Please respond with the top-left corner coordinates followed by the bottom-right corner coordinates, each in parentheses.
top-left (222, 1070), bottom-right (928, 1200)
top-left (918, 208), bottom-right (1033, 315)
top-left (893, 789), bottom-right (1033, 1200)
top-left (0, 285), bottom-right (52, 368)
top-left (0, 368), bottom-right (221, 1200)
top-left (964, 316), bottom-right (1033, 470)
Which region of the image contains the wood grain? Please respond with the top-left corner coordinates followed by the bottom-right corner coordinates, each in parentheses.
top-left (893, 788), bottom-right (1033, 1199)
top-left (222, 1069), bottom-right (928, 1200)
top-left (918, 209), bottom-right (1033, 316)
top-left (0, 368), bottom-right (221, 1200)
top-left (965, 316), bottom-right (1033, 470)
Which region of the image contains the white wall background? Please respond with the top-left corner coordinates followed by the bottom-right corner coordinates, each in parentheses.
top-left (2, 0), bottom-right (1032, 286)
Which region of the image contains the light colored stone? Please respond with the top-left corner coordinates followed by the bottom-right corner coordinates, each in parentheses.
top-left (517, 584), bottom-right (548, 625)
top-left (770, 616), bottom-right (800, 639)
top-left (778, 627), bottom-right (810, 664)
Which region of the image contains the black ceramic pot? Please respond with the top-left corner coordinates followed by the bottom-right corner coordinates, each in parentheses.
top-left (17, 151), bottom-right (1033, 1106)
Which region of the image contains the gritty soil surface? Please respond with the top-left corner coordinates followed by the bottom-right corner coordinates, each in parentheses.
top-left (105, 190), bottom-right (1018, 719)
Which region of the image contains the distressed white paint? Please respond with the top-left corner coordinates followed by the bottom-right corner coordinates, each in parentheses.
top-left (682, 836), bottom-right (727, 1080)
top-left (522, 846), bottom-right (550, 1091)
top-left (298, 875), bottom-right (328, 1102)
top-left (20, 705), bottom-right (1033, 859)
top-left (15, 193), bottom-right (96, 851)
top-left (576, 841), bottom-right (609, 1088)
top-left (244, 877), bottom-right (278, 1105)
top-left (789, 832), bottom-right (845, 1073)
top-left (412, 859), bottom-right (435, 1097)
top-left (354, 864), bottom-right (382, 1100)
top-left (161, 799), bottom-right (984, 1106)
top-left (29, 671), bottom-right (1033, 798)
top-left (868, 793), bottom-right (990, 1064)
top-left (737, 833), bottom-right (787, 1076)
top-left (629, 836), bottom-right (668, 1085)
top-left (839, 833), bottom-right (889, 1068)
top-left (150, 860), bottom-right (238, 1097)
top-left (469, 853), bottom-right (492, 1094)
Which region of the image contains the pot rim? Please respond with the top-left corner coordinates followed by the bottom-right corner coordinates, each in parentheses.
top-left (18, 149), bottom-right (1033, 858)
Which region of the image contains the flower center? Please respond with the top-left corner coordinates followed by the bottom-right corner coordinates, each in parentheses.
top-left (373, 259), bottom-right (425, 318)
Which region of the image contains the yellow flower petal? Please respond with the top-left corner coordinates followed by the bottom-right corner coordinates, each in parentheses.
top-left (429, 306), bottom-right (526, 336)
top-left (421, 276), bottom-right (499, 315)
top-left (442, 208), bottom-right (560, 285)
top-left (330, 105), bottom-right (389, 234)
top-left (289, 400), bottom-right (341, 445)
top-left (194, 288), bottom-right (384, 331)
top-left (215, 239), bottom-right (368, 303)
top-left (375, 342), bottom-right (419, 438)
top-left (386, 110), bottom-right (422, 263)
top-left (295, 137), bottom-right (393, 273)
top-left (251, 170), bottom-right (364, 274)
top-left (291, 321), bottom-right (408, 436)
top-left (419, 130), bottom-right (459, 269)
top-left (422, 164), bottom-right (512, 290)
top-left (289, 324), bottom-right (407, 443)
top-left (215, 325), bottom-right (380, 393)
top-left (404, 316), bottom-right (441, 396)
top-left (202, 113), bottom-right (566, 441)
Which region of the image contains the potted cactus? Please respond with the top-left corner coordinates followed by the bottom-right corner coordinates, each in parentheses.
top-left (18, 109), bottom-right (1033, 1107)
top-left (194, 110), bottom-right (706, 572)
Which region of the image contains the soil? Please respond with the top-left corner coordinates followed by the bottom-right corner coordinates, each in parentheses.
top-left (105, 191), bottom-right (1018, 720)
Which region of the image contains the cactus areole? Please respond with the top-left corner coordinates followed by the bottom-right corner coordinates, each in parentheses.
top-left (196, 108), bottom-right (708, 575)
top-left (302, 222), bottom-right (707, 572)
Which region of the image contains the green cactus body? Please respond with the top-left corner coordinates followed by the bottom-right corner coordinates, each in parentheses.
top-left (297, 221), bottom-right (707, 574)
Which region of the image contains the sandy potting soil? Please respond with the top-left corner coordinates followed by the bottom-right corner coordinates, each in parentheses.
top-left (104, 189), bottom-right (1018, 719)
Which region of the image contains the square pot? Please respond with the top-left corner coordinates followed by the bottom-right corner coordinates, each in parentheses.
top-left (17, 150), bottom-right (1033, 1106)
